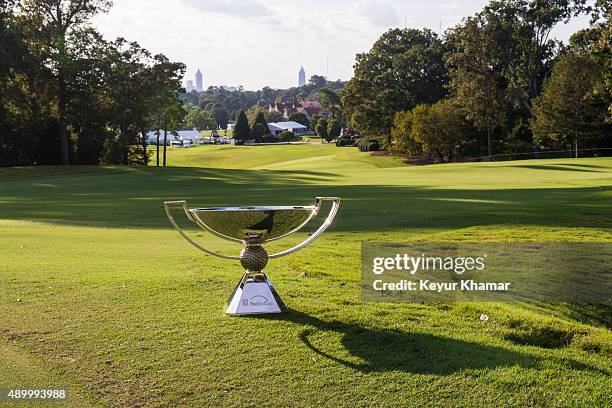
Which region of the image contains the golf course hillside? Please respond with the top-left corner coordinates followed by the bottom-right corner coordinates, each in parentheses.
top-left (1, 144), bottom-right (611, 407)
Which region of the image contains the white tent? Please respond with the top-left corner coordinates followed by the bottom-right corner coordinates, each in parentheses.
top-left (267, 121), bottom-right (307, 136)
top-left (267, 123), bottom-right (284, 135)
top-left (146, 129), bottom-right (201, 146)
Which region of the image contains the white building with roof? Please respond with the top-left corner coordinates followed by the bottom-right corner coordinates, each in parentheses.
top-left (267, 121), bottom-right (308, 136)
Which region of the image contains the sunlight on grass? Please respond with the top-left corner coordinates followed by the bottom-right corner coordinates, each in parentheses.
top-left (1, 145), bottom-right (611, 406)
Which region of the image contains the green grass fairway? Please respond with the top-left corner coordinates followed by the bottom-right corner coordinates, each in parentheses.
top-left (1, 144), bottom-right (611, 407)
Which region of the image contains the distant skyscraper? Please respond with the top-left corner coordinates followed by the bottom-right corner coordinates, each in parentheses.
top-left (195, 69), bottom-right (203, 92)
top-left (186, 80), bottom-right (195, 92)
top-left (298, 66), bottom-right (305, 87)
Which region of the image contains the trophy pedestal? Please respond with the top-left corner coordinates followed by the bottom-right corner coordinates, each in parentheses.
top-left (226, 272), bottom-right (286, 315)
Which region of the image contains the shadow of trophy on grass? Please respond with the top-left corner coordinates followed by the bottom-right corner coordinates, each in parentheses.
top-left (250, 309), bottom-right (608, 376)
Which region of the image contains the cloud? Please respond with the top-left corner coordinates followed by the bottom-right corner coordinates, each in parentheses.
top-left (181, 0), bottom-right (270, 17)
top-left (354, 1), bottom-right (399, 27)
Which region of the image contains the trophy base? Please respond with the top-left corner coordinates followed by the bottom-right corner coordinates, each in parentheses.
top-left (226, 272), bottom-right (286, 315)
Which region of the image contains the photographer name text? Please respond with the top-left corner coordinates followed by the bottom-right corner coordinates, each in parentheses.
top-left (372, 279), bottom-right (510, 292)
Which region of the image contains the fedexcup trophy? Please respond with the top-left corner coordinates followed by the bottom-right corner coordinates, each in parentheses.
top-left (164, 197), bottom-right (340, 315)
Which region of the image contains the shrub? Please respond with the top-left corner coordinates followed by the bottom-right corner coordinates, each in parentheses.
top-left (326, 119), bottom-right (341, 142)
top-left (100, 138), bottom-right (123, 164)
top-left (256, 135), bottom-right (277, 143)
top-left (336, 138), bottom-right (355, 147)
top-left (358, 140), bottom-right (380, 152)
top-left (315, 118), bottom-right (328, 139)
top-left (233, 110), bottom-right (250, 143)
top-left (279, 131), bottom-right (295, 142)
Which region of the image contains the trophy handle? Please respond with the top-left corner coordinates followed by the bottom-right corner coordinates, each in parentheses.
top-left (268, 197), bottom-right (340, 259)
top-left (164, 200), bottom-right (240, 260)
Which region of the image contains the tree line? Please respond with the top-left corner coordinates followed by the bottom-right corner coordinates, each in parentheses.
top-left (342, 0), bottom-right (611, 161)
top-left (228, 108), bottom-right (343, 144)
top-left (181, 75), bottom-right (345, 131)
top-left (0, 0), bottom-right (185, 166)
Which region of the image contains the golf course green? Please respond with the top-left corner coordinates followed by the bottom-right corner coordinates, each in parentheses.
top-left (1, 144), bottom-right (611, 407)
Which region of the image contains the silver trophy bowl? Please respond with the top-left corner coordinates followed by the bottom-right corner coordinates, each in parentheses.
top-left (164, 197), bottom-right (340, 315)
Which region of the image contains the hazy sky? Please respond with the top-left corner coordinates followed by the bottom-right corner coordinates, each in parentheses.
top-left (93, 0), bottom-right (591, 91)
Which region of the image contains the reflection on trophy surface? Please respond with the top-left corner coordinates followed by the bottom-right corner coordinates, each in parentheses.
top-left (164, 197), bottom-right (340, 315)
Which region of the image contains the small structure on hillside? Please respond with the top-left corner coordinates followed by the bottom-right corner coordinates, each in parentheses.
top-left (268, 99), bottom-right (321, 119)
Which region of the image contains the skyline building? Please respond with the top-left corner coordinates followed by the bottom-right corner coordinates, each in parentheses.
top-left (186, 80), bottom-right (195, 92)
top-left (195, 68), bottom-right (203, 92)
top-left (298, 66), bottom-right (305, 87)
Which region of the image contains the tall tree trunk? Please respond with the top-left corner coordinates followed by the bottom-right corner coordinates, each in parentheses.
top-left (163, 126), bottom-right (168, 166)
top-left (58, 61), bottom-right (69, 165)
top-left (120, 126), bottom-right (129, 165)
top-left (575, 138), bottom-right (578, 159)
top-left (487, 128), bottom-right (493, 160)
top-left (54, 11), bottom-right (69, 165)
top-left (156, 130), bottom-right (160, 167)
top-left (141, 126), bottom-right (148, 165)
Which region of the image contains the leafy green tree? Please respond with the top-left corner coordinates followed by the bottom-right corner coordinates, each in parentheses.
top-left (131, 51), bottom-right (185, 166)
top-left (188, 76), bottom-right (344, 127)
top-left (532, 53), bottom-right (610, 156)
top-left (212, 104), bottom-right (229, 129)
top-left (342, 28), bottom-right (447, 147)
top-left (65, 29), bottom-right (113, 164)
top-left (246, 106), bottom-right (282, 125)
top-left (309, 114), bottom-right (322, 129)
top-left (315, 118), bottom-right (328, 141)
top-left (309, 75), bottom-right (327, 87)
top-left (146, 54), bottom-right (186, 166)
top-left (250, 111), bottom-right (268, 142)
top-left (253, 111), bottom-right (268, 128)
top-left (160, 97), bottom-right (186, 166)
top-left (185, 107), bottom-right (215, 130)
top-left (0, 1), bottom-right (184, 167)
top-left (571, 2), bottom-right (611, 121)
top-left (317, 88), bottom-right (342, 119)
top-left (21, 0), bottom-right (113, 165)
top-left (104, 39), bottom-right (156, 165)
top-left (326, 119), bottom-right (341, 142)
top-left (410, 100), bottom-right (467, 163)
top-left (288, 112), bottom-right (310, 128)
top-left (445, 0), bottom-right (589, 156)
top-left (482, 0), bottom-right (588, 115)
top-left (265, 110), bottom-right (284, 123)
top-left (245, 106), bottom-right (260, 124)
top-left (233, 110), bottom-right (250, 143)
top-left (391, 110), bottom-right (418, 155)
top-left (76, 37), bottom-right (148, 165)
top-left (505, 120), bottom-right (534, 154)
top-left (445, 17), bottom-right (510, 157)
top-left (250, 123), bottom-right (268, 142)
